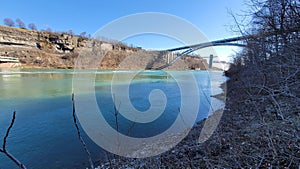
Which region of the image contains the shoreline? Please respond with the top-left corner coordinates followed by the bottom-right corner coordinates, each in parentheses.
top-left (96, 73), bottom-right (229, 168)
top-left (0, 63), bottom-right (52, 69)
top-left (211, 80), bottom-right (227, 102)
top-left (0, 65), bottom-right (225, 72)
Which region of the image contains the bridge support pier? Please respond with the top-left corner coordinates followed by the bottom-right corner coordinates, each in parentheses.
top-left (166, 52), bottom-right (174, 64)
top-left (209, 54), bottom-right (213, 69)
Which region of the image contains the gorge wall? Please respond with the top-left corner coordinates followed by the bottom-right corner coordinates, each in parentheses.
top-left (0, 25), bottom-right (208, 70)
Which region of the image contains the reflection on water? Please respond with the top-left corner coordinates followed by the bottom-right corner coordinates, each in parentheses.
top-left (0, 68), bottom-right (226, 169)
top-left (0, 69), bottom-right (177, 99)
top-left (0, 69), bottom-right (73, 99)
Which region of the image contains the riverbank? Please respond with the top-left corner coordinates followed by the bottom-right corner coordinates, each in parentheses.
top-left (0, 63), bottom-right (47, 68)
top-left (96, 66), bottom-right (299, 168)
top-left (95, 73), bottom-right (228, 168)
top-left (0, 62), bottom-right (22, 68)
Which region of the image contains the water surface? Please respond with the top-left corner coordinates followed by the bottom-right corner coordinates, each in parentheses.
top-left (0, 68), bottom-right (226, 169)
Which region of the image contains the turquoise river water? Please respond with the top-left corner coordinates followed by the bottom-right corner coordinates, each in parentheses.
top-left (0, 68), bottom-right (226, 169)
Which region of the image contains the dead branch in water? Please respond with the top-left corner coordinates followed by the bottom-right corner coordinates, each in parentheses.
top-left (71, 93), bottom-right (94, 169)
top-left (112, 93), bottom-right (119, 132)
top-left (0, 111), bottom-right (27, 169)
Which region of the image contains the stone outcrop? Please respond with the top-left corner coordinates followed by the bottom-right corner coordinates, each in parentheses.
top-left (0, 25), bottom-right (87, 52)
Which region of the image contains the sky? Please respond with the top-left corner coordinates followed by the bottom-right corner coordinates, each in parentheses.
top-left (0, 0), bottom-right (250, 61)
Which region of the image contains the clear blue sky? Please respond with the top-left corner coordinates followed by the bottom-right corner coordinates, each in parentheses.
top-left (0, 0), bottom-right (249, 61)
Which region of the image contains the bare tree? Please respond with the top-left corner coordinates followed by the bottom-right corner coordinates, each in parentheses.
top-left (80, 31), bottom-right (87, 38)
top-left (226, 0), bottom-right (300, 167)
top-left (28, 23), bottom-right (37, 30)
top-left (3, 18), bottom-right (15, 27)
top-left (67, 29), bottom-right (74, 36)
top-left (45, 27), bottom-right (52, 33)
top-left (15, 18), bottom-right (25, 29)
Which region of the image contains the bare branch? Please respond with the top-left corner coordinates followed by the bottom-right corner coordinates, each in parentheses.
top-left (112, 93), bottom-right (120, 132)
top-left (71, 93), bottom-right (94, 169)
top-left (228, 8), bottom-right (249, 36)
top-left (2, 112), bottom-right (16, 151)
top-left (0, 111), bottom-right (27, 169)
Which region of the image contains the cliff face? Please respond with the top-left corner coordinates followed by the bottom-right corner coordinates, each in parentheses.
top-left (0, 25), bottom-right (208, 70)
top-left (0, 25), bottom-right (89, 52)
top-left (0, 26), bottom-right (80, 68)
top-left (0, 25), bottom-right (131, 68)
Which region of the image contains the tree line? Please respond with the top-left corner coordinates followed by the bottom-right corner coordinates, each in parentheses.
top-left (2, 18), bottom-right (89, 38)
top-left (226, 0), bottom-right (299, 167)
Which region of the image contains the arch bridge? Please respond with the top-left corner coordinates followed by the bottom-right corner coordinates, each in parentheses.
top-left (157, 28), bottom-right (299, 69)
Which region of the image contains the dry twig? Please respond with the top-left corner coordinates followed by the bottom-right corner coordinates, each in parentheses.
top-left (0, 111), bottom-right (27, 169)
top-left (71, 93), bottom-right (94, 169)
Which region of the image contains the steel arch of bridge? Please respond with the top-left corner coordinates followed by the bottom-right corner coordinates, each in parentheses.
top-left (156, 28), bottom-right (300, 69)
top-left (166, 42), bottom-right (247, 66)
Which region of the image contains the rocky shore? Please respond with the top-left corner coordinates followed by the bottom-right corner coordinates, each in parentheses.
top-left (94, 65), bottom-right (299, 168)
top-left (94, 76), bottom-right (227, 168)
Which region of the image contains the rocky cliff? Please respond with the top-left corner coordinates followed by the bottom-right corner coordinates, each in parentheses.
top-left (0, 25), bottom-right (208, 70)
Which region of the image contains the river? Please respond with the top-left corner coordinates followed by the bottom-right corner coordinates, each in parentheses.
top-left (0, 68), bottom-right (226, 169)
